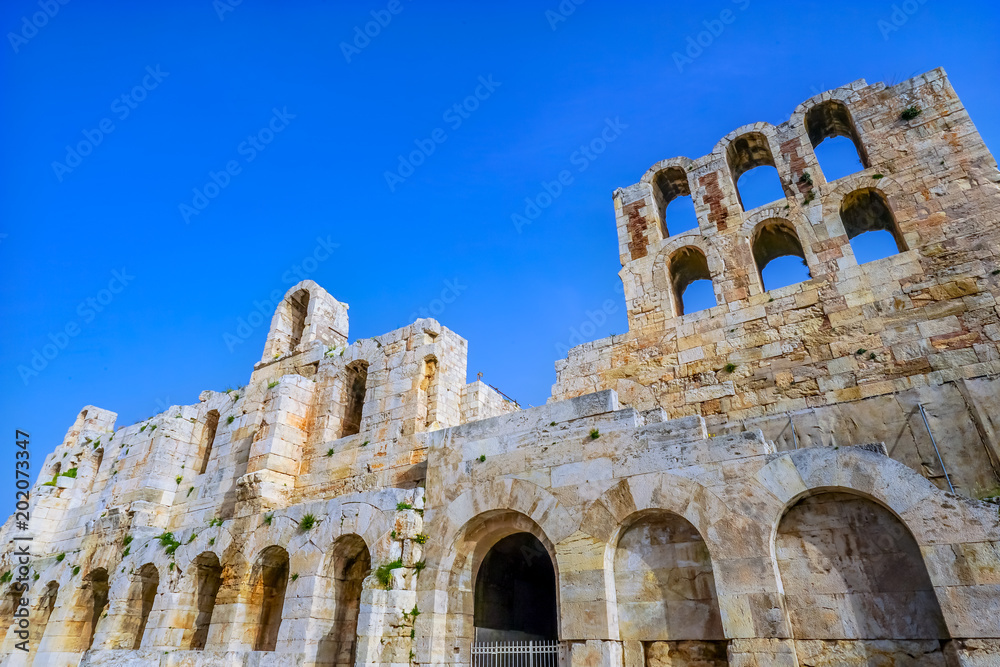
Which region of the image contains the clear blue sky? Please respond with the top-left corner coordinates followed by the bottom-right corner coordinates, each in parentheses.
top-left (2, 0), bottom-right (998, 485)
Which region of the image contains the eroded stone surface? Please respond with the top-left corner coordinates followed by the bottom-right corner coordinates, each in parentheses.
top-left (2, 72), bottom-right (1000, 667)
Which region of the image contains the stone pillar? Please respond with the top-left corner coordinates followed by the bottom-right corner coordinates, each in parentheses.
top-left (567, 640), bottom-right (624, 667)
top-left (241, 374), bottom-right (315, 507)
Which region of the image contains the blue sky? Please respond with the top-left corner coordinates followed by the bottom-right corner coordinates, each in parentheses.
top-left (2, 0), bottom-right (998, 486)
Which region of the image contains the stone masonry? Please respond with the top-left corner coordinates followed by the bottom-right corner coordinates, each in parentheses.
top-left (1, 69), bottom-right (998, 667)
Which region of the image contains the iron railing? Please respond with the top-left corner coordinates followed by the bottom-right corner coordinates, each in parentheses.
top-left (471, 641), bottom-right (561, 667)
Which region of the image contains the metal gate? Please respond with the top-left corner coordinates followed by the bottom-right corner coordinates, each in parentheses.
top-left (471, 641), bottom-right (561, 667)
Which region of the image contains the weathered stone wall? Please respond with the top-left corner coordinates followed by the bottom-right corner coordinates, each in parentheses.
top-left (551, 68), bottom-right (1000, 497)
top-left (417, 390), bottom-right (1000, 667)
top-left (1, 72), bottom-right (999, 667)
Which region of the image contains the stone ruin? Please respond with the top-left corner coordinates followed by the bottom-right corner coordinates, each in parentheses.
top-left (2, 68), bottom-right (999, 667)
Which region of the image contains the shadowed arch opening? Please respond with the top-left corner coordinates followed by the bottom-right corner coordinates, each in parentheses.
top-left (121, 563), bottom-right (159, 649)
top-left (669, 247), bottom-right (716, 316)
top-left (474, 532), bottom-right (557, 641)
top-left (250, 546), bottom-right (289, 652)
top-left (752, 219), bottom-right (812, 291)
top-left (1, 586), bottom-right (22, 627)
top-left (288, 289), bottom-right (310, 351)
top-left (727, 132), bottom-right (787, 211)
top-left (806, 100), bottom-right (869, 181)
top-left (776, 492), bottom-right (950, 663)
top-left (84, 568), bottom-right (110, 651)
top-left (341, 361), bottom-right (369, 438)
top-left (190, 552), bottom-right (223, 650)
top-left (840, 188), bottom-right (907, 263)
top-left (318, 534), bottom-right (372, 667)
top-left (652, 166), bottom-right (699, 236)
top-left (33, 581), bottom-right (59, 652)
top-left (419, 355), bottom-right (439, 430)
top-left (614, 512), bottom-right (728, 665)
top-left (199, 410), bottom-right (220, 475)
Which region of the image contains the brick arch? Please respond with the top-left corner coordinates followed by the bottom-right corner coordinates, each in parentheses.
top-left (789, 84), bottom-right (875, 187)
top-left (581, 473), bottom-right (731, 549)
top-left (768, 471), bottom-right (954, 654)
top-left (611, 509), bottom-right (727, 648)
top-left (641, 158), bottom-right (701, 237)
top-left (759, 447), bottom-right (957, 552)
top-left (789, 81), bottom-right (869, 123)
top-left (640, 156), bottom-right (697, 186)
top-left (821, 173), bottom-right (906, 219)
top-left (582, 472), bottom-right (782, 641)
top-left (820, 176), bottom-right (913, 264)
top-left (713, 123), bottom-right (794, 211)
top-left (651, 239), bottom-right (726, 318)
top-left (744, 216), bottom-right (818, 293)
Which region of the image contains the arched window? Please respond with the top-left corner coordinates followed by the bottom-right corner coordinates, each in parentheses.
top-left (85, 568), bottom-right (110, 650)
top-left (190, 552), bottom-right (223, 650)
top-left (250, 546), bottom-right (289, 652)
top-left (125, 563), bottom-right (159, 649)
top-left (474, 533), bottom-right (557, 642)
top-left (419, 356), bottom-right (439, 431)
top-left (318, 535), bottom-right (371, 666)
top-left (652, 166), bottom-right (699, 236)
top-left (840, 188), bottom-right (906, 263)
top-left (726, 132), bottom-right (786, 211)
top-left (669, 247), bottom-right (716, 316)
top-left (806, 100), bottom-right (869, 181)
top-left (341, 361), bottom-right (369, 438)
top-left (614, 512), bottom-right (727, 661)
top-left (199, 410), bottom-right (220, 475)
top-left (776, 492), bottom-right (949, 662)
top-left (752, 219), bottom-right (812, 291)
top-left (88, 449), bottom-right (104, 495)
top-left (288, 289), bottom-right (310, 351)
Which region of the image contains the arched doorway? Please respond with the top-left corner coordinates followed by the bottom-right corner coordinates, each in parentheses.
top-left (474, 532), bottom-right (558, 642)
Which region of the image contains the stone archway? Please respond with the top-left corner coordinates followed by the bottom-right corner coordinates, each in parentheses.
top-left (776, 491), bottom-right (950, 664)
top-left (474, 532), bottom-right (558, 642)
top-left (614, 511), bottom-right (728, 666)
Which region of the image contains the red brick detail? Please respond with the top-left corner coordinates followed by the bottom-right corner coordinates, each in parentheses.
top-left (781, 137), bottom-right (811, 194)
top-left (625, 201), bottom-right (649, 261)
top-left (699, 172), bottom-right (728, 232)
